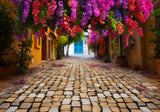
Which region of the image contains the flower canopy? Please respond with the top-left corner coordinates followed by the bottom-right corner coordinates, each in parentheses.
top-left (11, 0), bottom-right (153, 50)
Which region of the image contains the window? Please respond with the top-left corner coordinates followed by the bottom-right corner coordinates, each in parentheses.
top-left (34, 37), bottom-right (41, 49)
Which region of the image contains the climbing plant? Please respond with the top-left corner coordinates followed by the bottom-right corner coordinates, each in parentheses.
top-left (10, 0), bottom-right (153, 59)
top-left (13, 39), bottom-right (33, 74)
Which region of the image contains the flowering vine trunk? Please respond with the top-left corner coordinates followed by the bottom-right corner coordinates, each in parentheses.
top-left (120, 35), bottom-right (123, 57)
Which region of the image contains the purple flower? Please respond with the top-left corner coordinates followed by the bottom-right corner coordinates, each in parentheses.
top-left (56, 10), bottom-right (64, 16)
top-left (94, 8), bottom-right (100, 17)
top-left (58, 1), bottom-right (63, 7)
top-left (124, 15), bottom-right (129, 22)
top-left (114, 8), bottom-right (122, 21)
top-left (35, 32), bottom-right (40, 38)
top-left (123, 0), bottom-right (128, 9)
top-left (15, 32), bottom-right (22, 41)
top-left (80, 0), bottom-right (92, 26)
top-left (130, 40), bottom-right (135, 44)
top-left (56, 0), bottom-right (64, 16)
top-left (71, 10), bottom-right (76, 19)
top-left (79, 0), bottom-right (83, 5)
top-left (12, 0), bottom-right (32, 22)
top-left (101, 11), bottom-right (109, 20)
top-left (114, 0), bottom-right (122, 6)
top-left (23, 32), bottom-right (28, 38)
top-left (102, 29), bottom-right (108, 37)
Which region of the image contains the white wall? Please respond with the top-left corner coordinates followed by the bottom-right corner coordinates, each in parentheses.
top-left (82, 38), bottom-right (89, 55)
top-left (64, 43), bottom-right (74, 56)
top-left (64, 31), bottom-right (94, 56)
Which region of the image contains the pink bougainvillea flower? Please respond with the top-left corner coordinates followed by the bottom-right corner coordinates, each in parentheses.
top-left (88, 40), bottom-right (91, 46)
top-left (61, 19), bottom-right (71, 32)
top-left (108, 29), bottom-right (116, 39)
top-left (117, 23), bottom-right (124, 35)
top-left (94, 8), bottom-right (100, 17)
top-left (75, 26), bottom-right (82, 33)
top-left (46, 0), bottom-right (57, 19)
top-left (32, 0), bottom-right (41, 9)
top-left (41, 0), bottom-right (48, 4)
top-left (130, 40), bottom-right (135, 44)
top-left (137, 27), bottom-right (143, 36)
top-left (39, 28), bottom-right (45, 39)
top-left (32, 9), bottom-right (40, 16)
top-left (128, 0), bottom-right (135, 11)
top-left (125, 17), bottom-right (138, 35)
top-left (99, 49), bottom-right (104, 55)
top-left (33, 16), bottom-right (39, 25)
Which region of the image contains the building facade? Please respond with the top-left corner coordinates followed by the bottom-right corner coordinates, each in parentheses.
top-left (127, 0), bottom-right (160, 73)
top-left (64, 32), bottom-right (94, 56)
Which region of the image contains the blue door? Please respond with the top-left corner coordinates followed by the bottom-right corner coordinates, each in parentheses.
top-left (74, 40), bottom-right (83, 54)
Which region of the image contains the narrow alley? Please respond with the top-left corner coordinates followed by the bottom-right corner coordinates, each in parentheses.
top-left (0, 57), bottom-right (160, 112)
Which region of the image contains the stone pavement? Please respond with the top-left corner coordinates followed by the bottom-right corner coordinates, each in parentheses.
top-left (0, 57), bottom-right (160, 112)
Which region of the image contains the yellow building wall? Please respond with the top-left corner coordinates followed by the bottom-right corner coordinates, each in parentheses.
top-left (29, 35), bottom-right (42, 67)
top-left (52, 39), bottom-right (57, 60)
top-left (48, 27), bottom-right (58, 60)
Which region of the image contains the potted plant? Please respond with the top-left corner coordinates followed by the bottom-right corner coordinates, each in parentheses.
top-left (150, 7), bottom-right (160, 77)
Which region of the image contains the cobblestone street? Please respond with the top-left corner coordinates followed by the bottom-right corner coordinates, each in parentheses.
top-left (0, 57), bottom-right (160, 112)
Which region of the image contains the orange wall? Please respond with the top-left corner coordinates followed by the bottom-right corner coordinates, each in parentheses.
top-left (127, 17), bottom-right (157, 72)
top-left (127, 13), bottom-right (157, 72)
top-left (29, 35), bottom-right (42, 67)
top-left (142, 15), bottom-right (157, 72)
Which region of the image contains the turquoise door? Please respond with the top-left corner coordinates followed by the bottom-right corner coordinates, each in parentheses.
top-left (74, 40), bottom-right (83, 54)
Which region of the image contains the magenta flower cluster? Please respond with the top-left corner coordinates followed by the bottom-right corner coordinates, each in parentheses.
top-left (71, 0), bottom-right (78, 19)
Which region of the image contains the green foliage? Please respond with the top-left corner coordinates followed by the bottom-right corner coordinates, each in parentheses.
top-left (57, 35), bottom-right (69, 47)
top-left (39, 7), bottom-right (48, 20)
top-left (67, 30), bottom-right (85, 45)
top-left (150, 7), bottom-right (160, 59)
top-left (69, 30), bottom-right (85, 44)
top-left (57, 46), bottom-right (63, 59)
top-left (13, 39), bottom-right (33, 74)
top-left (57, 35), bottom-right (68, 59)
top-left (108, 11), bottom-right (118, 32)
top-left (74, 30), bottom-right (85, 42)
top-left (111, 39), bottom-right (120, 55)
top-left (0, 3), bottom-right (14, 66)
top-left (152, 7), bottom-right (160, 17)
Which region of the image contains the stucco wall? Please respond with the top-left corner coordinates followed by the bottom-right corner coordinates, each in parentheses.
top-left (30, 35), bottom-right (42, 67)
top-left (127, 32), bottom-right (143, 69)
top-left (142, 15), bottom-right (157, 72)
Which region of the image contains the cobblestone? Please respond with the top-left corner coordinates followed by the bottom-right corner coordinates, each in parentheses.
top-left (0, 57), bottom-right (160, 111)
top-left (20, 103), bottom-right (32, 109)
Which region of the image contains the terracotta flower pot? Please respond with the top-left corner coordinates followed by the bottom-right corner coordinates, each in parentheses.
top-left (131, 64), bottom-right (139, 70)
top-left (155, 59), bottom-right (160, 77)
